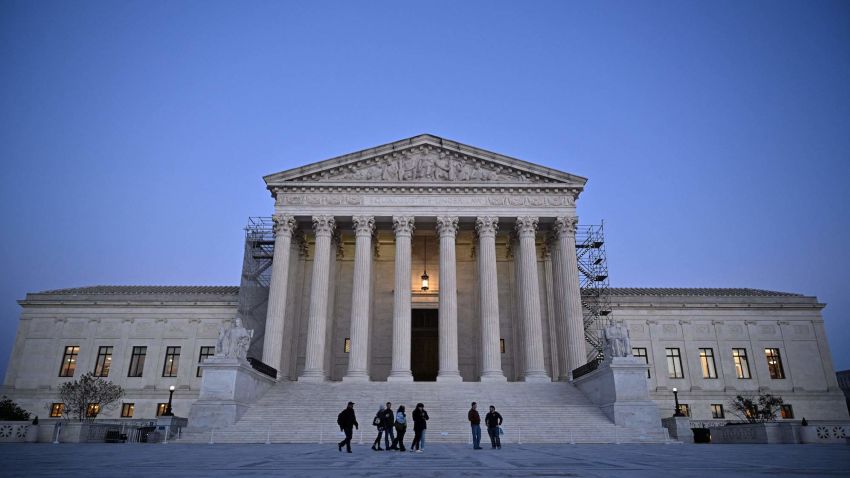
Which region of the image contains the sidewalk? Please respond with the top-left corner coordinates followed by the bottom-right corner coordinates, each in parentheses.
top-left (1, 442), bottom-right (848, 477)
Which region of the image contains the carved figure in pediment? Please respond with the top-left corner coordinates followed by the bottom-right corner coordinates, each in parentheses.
top-left (401, 155), bottom-right (419, 180)
top-left (417, 156), bottom-right (435, 179)
top-left (434, 155), bottom-right (452, 181)
top-left (455, 161), bottom-right (471, 181)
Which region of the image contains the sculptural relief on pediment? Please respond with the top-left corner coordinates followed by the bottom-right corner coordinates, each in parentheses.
top-left (292, 146), bottom-right (548, 184)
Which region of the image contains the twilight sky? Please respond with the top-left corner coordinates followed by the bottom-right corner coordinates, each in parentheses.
top-left (1, 1), bottom-right (849, 379)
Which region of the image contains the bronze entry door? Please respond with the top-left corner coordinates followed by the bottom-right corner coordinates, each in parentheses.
top-left (411, 309), bottom-right (438, 381)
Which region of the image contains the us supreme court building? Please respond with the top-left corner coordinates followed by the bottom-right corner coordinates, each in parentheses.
top-left (3, 135), bottom-right (847, 443)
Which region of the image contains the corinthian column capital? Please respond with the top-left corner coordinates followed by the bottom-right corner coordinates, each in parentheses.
top-left (514, 216), bottom-right (539, 237)
top-left (312, 215), bottom-right (336, 237)
top-left (392, 216), bottom-right (415, 236)
top-left (436, 216), bottom-right (459, 237)
top-left (352, 216), bottom-right (375, 236)
top-left (272, 214), bottom-right (297, 237)
top-left (553, 216), bottom-right (578, 237)
top-left (475, 216), bottom-right (499, 237)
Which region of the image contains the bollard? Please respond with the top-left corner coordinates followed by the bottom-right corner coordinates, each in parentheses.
top-left (53, 422), bottom-right (62, 444)
top-left (319, 424), bottom-right (324, 444)
top-left (359, 429), bottom-right (363, 445)
top-left (163, 425), bottom-right (169, 445)
top-left (517, 427), bottom-right (522, 445)
top-left (614, 427), bottom-right (620, 445)
top-left (209, 429), bottom-right (215, 445)
top-left (570, 429), bottom-right (575, 445)
top-left (177, 427), bottom-right (181, 440)
top-left (266, 425), bottom-right (271, 445)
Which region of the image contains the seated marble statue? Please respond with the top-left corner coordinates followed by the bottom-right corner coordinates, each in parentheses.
top-left (216, 317), bottom-right (254, 360)
top-left (603, 322), bottom-right (632, 359)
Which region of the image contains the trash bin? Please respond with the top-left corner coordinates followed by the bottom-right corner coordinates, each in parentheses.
top-left (691, 428), bottom-right (711, 443)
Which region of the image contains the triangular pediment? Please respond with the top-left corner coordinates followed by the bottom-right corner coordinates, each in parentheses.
top-left (264, 134), bottom-right (587, 187)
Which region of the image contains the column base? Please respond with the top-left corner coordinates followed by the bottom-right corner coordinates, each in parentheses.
top-left (386, 372), bottom-right (414, 382)
top-left (521, 372), bottom-right (551, 383)
top-left (298, 371), bottom-right (327, 382)
top-left (437, 373), bottom-right (463, 383)
top-left (479, 372), bottom-right (507, 382)
top-left (342, 373), bottom-right (370, 382)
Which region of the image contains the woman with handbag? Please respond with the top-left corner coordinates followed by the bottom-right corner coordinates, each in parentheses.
top-left (371, 404), bottom-right (386, 451)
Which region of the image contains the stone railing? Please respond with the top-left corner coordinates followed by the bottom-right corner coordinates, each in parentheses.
top-left (571, 359), bottom-right (600, 380)
top-left (247, 357), bottom-right (278, 379)
top-left (0, 421), bottom-right (37, 443)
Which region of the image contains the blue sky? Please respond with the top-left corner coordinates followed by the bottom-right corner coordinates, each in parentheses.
top-left (1, 1), bottom-right (849, 379)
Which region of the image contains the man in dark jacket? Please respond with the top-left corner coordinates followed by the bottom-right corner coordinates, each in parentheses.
top-left (382, 402), bottom-right (396, 450)
top-left (410, 402), bottom-right (429, 452)
top-left (337, 401), bottom-right (358, 453)
top-left (468, 402), bottom-right (482, 449)
top-left (485, 405), bottom-right (503, 449)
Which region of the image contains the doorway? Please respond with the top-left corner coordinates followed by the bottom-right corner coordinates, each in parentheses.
top-left (411, 309), bottom-right (438, 381)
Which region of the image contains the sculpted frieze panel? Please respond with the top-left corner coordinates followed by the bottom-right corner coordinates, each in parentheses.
top-left (279, 193), bottom-right (574, 208)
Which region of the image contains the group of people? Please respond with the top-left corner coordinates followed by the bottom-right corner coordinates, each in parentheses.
top-left (336, 401), bottom-right (503, 453)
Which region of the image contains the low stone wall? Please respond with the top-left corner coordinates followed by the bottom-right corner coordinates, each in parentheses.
top-left (0, 421), bottom-right (38, 443)
top-left (709, 421), bottom-right (850, 444)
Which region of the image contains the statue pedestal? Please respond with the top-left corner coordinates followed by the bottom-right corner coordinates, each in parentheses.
top-left (573, 356), bottom-right (664, 433)
top-left (661, 416), bottom-right (693, 443)
top-left (187, 356), bottom-right (275, 430)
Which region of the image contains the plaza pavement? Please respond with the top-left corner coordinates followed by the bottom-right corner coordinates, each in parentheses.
top-left (0, 443), bottom-right (848, 477)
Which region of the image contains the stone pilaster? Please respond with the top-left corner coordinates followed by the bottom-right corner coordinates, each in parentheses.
top-left (344, 216), bottom-right (375, 382)
top-left (261, 214), bottom-right (296, 379)
top-left (476, 216), bottom-right (506, 382)
top-left (436, 216), bottom-right (462, 382)
top-left (388, 216), bottom-right (415, 382)
top-left (554, 216), bottom-right (586, 374)
top-left (299, 215), bottom-right (335, 382)
top-left (515, 216), bottom-right (550, 382)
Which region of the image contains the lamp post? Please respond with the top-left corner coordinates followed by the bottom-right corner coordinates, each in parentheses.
top-left (672, 387), bottom-right (684, 417)
top-left (164, 385), bottom-right (175, 416)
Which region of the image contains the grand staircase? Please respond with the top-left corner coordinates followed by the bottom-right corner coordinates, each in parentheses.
top-left (179, 381), bottom-right (669, 444)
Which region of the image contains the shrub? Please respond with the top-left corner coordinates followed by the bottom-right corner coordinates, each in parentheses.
top-left (0, 396), bottom-right (31, 421)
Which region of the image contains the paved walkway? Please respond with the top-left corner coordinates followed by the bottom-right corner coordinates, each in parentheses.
top-left (1, 443), bottom-right (848, 477)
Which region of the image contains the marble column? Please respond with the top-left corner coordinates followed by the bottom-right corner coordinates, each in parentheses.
top-left (436, 216), bottom-right (462, 382)
top-left (299, 215), bottom-right (336, 382)
top-left (388, 216), bottom-right (415, 382)
top-left (515, 216), bottom-right (550, 382)
top-left (549, 225), bottom-right (570, 381)
top-left (554, 216), bottom-right (586, 374)
top-left (476, 216), bottom-right (506, 381)
top-left (262, 214), bottom-right (296, 379)
top-left (343, 216), bottom-right (375, 382)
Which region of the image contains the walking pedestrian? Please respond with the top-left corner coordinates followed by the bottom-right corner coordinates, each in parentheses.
top-left (391, 405), bottom-right (407, 451)
top-left (468, 402), bottom-right (482, 449)
top-left (337, 401), bottom-right (358, 453)
top-left (383, 402), bottom-right (396, 450)
top-left (371, 404), bottom-right (386, 451)
top-left (485, 405), bottom-right (503, 449)
top-left (410, 402), bottom-right (429, 452)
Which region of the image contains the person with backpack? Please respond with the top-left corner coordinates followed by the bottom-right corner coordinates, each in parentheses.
top-left (485, 405), bottom-right (503, 449)
top-left (391, 405), bottom-right (407, 451)
top-left (371, 404), bottom-right (386, 451)
top-left (337, 401), bottom-right (358, 453)
top-left (410, 402), bottom-right (429, 452)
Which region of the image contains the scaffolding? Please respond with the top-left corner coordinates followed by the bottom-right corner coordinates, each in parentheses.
top-left (576, 222), bottom-right (612, 364)
top-left (237, 217), bottom-right (275, 359)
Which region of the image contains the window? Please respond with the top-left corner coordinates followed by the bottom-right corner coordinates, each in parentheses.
top-left (679, 404), bottom-right (690, 417)
top-left (500, 339), bottom-right (506, 354)
top-left (765, 348), bottom-right (785, 379)
top-left (780, 404), bottom-right (794, 419)
top-left (197, 346), bottom-right (215, 377)
top-left (86, 403), bottom-right (101, 418)
top-left (59, 345), bottom-right (80, 377)
top-left (50, 403), bottom-right (64, 418)
top-left (121, 403), bottom-right (135, 418)
top-left (699, 348), bottom-right (717, 379)
top-left (711, 404), bottom-right (725, 419)
top-left (156, 403), bottom-right (168, 417)
top-left (162, 346), bottom-right (181, 377)
top-left (343, 338), bottom-right (351, 353)
top-left (732, 348), bottom-right (751, 379)
top-left (632, 347), bottom-right (650, 378)
top-left (93, 346), bottom-right (113, 377)
top-left (666, 348), bottom-right (684, 378)
top-left (128, 346), bottom-right (147, 377)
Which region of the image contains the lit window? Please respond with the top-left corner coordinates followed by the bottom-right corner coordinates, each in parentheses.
top-left (86, 403), bottom-right (101, 418)
top-left (666, 348), bottom-right (684, 379)
top-left (500, 339), bottom-right (506, 354)
top-left (732, 348), bottom-right (751, 379)
top-left (50, 403), bottom-right (64, 418)
top-left (93, 346), bottom-right (113, 377)
top-left (344, 338), bottom-right (351, 353)
top-left (632, 347), bottom-right (650, 378)
top-left (156, 403), bottom-right (168, 417)
top-left (197, 346), bottom-right (215, 377)
top-left (679, 404), bottom-right (690, 417)
top-left (711, 404), bottom-right (724, 419)
top-left (59, 346), bottom-right (80, 377)
top-left (780, 404), bottom-right (794, 419)
top-left (162, 346), bottom-right (181, 377)
top-left (699, 348), bottom-right (717, 379)
top-left (128, 346), bottom-right (147, 377)
top-left (765, 348), bottom-right (785, 379)
top-left (121, 403), bottom-right (135, 418)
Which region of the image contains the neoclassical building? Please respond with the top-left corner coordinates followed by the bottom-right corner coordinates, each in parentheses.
top-left (2, 135), bottom-right (847, 442)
